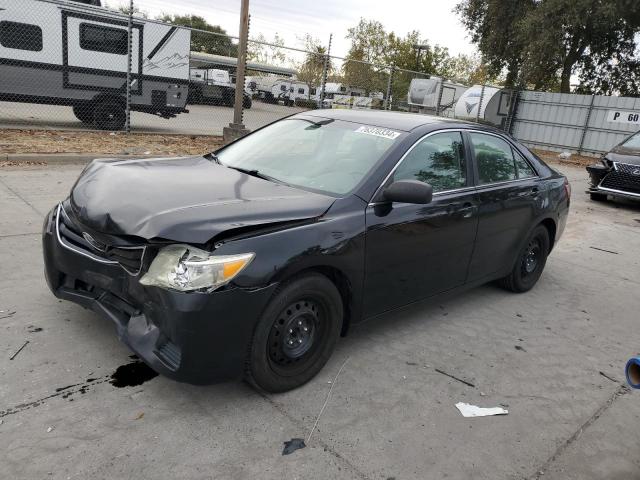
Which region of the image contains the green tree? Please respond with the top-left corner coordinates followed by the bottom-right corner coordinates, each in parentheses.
top-left (455, 0), bottom-right (534, 87)
top-left (157, 14), bottom-right (237, 57)
top-left (247, 33), bottom-right (287, 65)
top-left (456, 0), bottom-right (640, 93)
top-left (296, 34), bottom-right (332, 91)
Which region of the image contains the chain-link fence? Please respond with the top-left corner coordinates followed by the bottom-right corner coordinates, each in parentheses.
top-left (0, 0), bottom-right (437, 141)
top-left (1, 0), bottom-right (636, 158)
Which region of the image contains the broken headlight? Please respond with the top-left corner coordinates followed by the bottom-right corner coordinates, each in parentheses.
top-left (140, 244), bottom-right (254, 292)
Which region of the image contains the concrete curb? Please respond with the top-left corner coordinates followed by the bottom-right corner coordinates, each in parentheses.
top-left (2, 153), bottom-right (173, 165)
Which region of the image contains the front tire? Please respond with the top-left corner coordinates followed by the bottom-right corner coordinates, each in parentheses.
top-left (499, 225), bottom-right (550, 293)
top-left (246, 273), bottom-right (343, 393)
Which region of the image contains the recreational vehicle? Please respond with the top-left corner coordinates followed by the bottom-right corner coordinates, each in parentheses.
top-left (408, 77), bottom-right (467, 117)
top-left (0, 0), bottom-right (191, 130)
top-left (188, 67), bottom-right (252, 108)
top-left (454, 85), bottom-right (514, 128)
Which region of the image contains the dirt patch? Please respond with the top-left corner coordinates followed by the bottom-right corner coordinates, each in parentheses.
top-left (0, 129), bottom-right (223, 156)
top-left (532, 148), bottom-right (599, 167)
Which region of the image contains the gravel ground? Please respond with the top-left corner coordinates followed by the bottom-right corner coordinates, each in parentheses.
top-left (0, 160), bottom-right (639, 480)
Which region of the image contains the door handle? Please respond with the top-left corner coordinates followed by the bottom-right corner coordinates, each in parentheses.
top-left (458, 202), bottom-right (476, 218)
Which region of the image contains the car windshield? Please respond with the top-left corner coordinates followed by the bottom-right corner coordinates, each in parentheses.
top-left (622, 131), bottom-right (640, 149)
top-left (215, 118), bottom-right (403, 196)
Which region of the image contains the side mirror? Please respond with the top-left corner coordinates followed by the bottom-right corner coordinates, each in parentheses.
top-left (383, 180), bottom-right (433, 204)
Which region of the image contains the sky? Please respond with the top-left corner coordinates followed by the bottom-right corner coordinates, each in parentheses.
top-left (103, 0), bottom-right (476, 60)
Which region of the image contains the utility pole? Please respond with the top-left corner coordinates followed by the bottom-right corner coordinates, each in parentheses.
top-left (124, 0), bottom-right (133, 133)
top-left (223, 0), bottom-right (250, 143)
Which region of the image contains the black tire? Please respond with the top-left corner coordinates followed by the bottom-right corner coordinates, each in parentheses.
top-left (499, 225), bottom-right (550, 293)
top-left (590, 192), bottom-right (608, 202)
top-left (246, 273), bottom-right (343, 393)
top-left (72, 104), bottom-right (94, 125)
top-left (93, 99), bottom-right (126, 131)
top-left (243, 95), bottom-right (252, 109)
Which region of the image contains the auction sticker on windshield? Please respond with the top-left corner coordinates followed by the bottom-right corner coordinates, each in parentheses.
top-left (355, 126), bottom-right (402, 140)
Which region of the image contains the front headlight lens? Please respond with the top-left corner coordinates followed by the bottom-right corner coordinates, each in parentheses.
top-left (140, 244), bottom-right (254, 292)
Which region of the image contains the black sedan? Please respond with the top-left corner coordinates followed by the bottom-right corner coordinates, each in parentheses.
top-left (587, 130), bottom-right (640, 202)
top-left (42, 110), bottom-right (570, 392)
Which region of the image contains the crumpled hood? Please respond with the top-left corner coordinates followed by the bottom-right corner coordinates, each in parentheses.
top-left (69, 156), bottom-right (335, 243)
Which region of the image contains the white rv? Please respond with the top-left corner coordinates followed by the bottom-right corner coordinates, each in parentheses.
top-left (408, 77), bottom-right (467, 117)
top-left (0, 0), bottom-right (191, 130)
top-left (454, 85), bottom-right (513, 128)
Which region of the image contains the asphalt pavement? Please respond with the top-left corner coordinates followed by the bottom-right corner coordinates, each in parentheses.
top-left (0, 161), bottom-right (639, 480)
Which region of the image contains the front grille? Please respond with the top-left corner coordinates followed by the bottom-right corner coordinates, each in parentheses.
top-left (600, 163), bottom-right (640, 195)
top-left (56, 204), bottom-right (146, 275)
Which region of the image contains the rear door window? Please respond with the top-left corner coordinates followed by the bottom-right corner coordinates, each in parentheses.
top-left (469, 133), bottom-right (517, 184)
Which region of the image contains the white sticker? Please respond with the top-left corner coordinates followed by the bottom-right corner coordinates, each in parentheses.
top-left (607, 110), bottom-right (640, 125)
top-left (355, 125), bottom-right (401, 140)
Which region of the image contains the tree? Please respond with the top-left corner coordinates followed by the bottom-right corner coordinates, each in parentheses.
top-left (456, 0), bottom-right (640, 93)
top-left (247, 33), bottom-right (287, 65)
top-left (157, 14), bottom-right (237, 57)
top-left (455, 0), bottom-right (533, 87)
top-left (296, 34), bottom-right (332, 90)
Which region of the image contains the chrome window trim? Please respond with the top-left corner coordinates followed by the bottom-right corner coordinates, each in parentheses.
top-left (369, 128), bottom-right (470, 204)
top-left (467, 130), bottom-right (541, 186)
top-left (56, 203), bottom-right (147, 276)
top-left (368, 128), bottom-right (540, 206)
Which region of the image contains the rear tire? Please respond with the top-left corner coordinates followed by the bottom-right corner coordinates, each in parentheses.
top-left (73, 104), bottom-right (94, 125)
top-left (499, 225), bottom-right (550, 293)
top-left (246, 273), bottom-right (343, 393)
top-left (590, 192), bottom-right (608, 202)
top-left (93, 99), bottom-right (126, 131)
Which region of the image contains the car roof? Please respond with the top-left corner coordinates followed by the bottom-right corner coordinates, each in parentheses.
top-left (296, 109), bottom-right (475, 132)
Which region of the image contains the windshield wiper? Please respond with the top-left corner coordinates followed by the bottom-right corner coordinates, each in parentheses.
top-left (226, 165), bottom-right (277, 182)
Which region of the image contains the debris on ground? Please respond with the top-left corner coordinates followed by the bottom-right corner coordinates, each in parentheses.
top-left (134, 412), bottom-right (145, 420)
top-left (455, 402), bottom-right (508, 417)
top-left (282, 438), bottom-right (306, 455)
top-left (589, 246), bottom-right (619, 255)
top-left (558, 151), bottom-right (572, 159)
top-left (435, 368), bottom-right (476, 388)
top-left (9, 340), bottom-right (29, 360)
top-left (0, 310), bottom-right (16, 320)
top-left (46, 426), bottom-right (54, 433)
top-left (282, 357), bottom-right (351, 456)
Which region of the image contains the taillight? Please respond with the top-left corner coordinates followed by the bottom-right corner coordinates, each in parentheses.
top-left (564, 177), bottom-right (571, 199)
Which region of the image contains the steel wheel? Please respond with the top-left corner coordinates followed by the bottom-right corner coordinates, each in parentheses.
top-left (247, 273), bottom-right (343, 392)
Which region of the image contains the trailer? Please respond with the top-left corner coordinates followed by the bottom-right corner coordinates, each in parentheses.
top-left (188, 67), bottom-right (251, 108)
top-left (453, 85), bottom-right (514, 129)
top-left (408, 77), bottom-right (467, 117)
top-left (0, 0), bottom-right (191, 130)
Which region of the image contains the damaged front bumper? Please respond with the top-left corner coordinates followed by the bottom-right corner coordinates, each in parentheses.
top-left (586, 163), bottom-right (640, 200)
top-left (42, 205), bottom-right (276, 385)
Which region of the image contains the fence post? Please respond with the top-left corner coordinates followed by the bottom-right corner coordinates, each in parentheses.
top-left (319, 33), bottom-right (332, 109)
top-left (476, 84), bottom-right (486, 123)
top-left (435, 79), bottom-right (445, 116)
top-left (577, 94), bottom-right (596, 155)
top-left (385, 66), bottom-right (394, 110)
top-left (223, 0), bottom-right (250, 143)
top-left (124, 0), bottom-right (133, 133)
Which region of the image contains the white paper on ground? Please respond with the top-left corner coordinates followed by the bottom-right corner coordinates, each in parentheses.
top-left (455, 402), bottom-right (508, 417)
